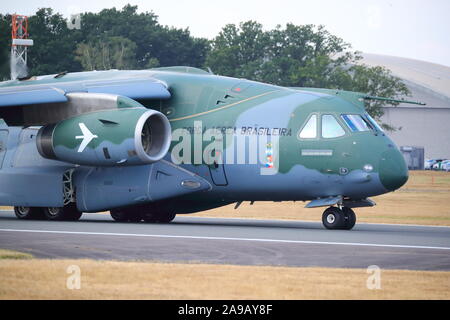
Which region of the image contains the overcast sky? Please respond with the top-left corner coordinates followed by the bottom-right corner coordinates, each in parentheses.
top-left (2, 0), bottom-right (449, 67)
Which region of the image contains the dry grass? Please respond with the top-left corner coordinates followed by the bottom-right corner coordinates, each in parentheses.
top-left (194, 170), bottom-right (450, 226)
top-left (0, 259), bottom-right (449, 300)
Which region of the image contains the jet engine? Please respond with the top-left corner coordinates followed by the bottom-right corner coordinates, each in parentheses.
top-left (36, 103), bottom-right (171, 166)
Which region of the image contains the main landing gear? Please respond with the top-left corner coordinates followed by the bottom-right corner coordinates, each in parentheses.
top-left (110, 203), bottom-right (176, 224)
top-left (322, 206), bottom-right (356, 230)
top-left (14, 203), bottom-right (82, 221)
top-left (13, 170), bottom-right (83, 221)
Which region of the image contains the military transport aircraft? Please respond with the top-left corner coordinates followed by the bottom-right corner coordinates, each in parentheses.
top-left (0, 67), bottom-right (423, 230)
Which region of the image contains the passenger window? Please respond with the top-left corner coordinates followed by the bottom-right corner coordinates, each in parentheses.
top-left (299, 114), bottom-right (317, 138)
top-left (341, 114), bottom-right (370, 132)
top-left (322, 115), bottom-right (345, 138)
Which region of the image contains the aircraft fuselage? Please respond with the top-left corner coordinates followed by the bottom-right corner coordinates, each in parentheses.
top-left (0, 68), bottom-right (409, 229)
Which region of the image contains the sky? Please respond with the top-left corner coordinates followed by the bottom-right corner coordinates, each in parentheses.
top-left (2, 0), bottom-right (449, 67)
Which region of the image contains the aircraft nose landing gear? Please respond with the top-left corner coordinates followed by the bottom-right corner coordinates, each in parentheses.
top-left (322, 206), bottom-right (356, 230)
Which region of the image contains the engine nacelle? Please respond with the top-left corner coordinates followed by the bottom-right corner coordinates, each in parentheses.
top-left (37, 105), bottom-right (171, 166)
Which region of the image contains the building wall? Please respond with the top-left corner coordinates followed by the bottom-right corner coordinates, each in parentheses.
top-left (381, 107), bottom-right (450, 159)
top-left (360, 53), bottom-right (450, 161)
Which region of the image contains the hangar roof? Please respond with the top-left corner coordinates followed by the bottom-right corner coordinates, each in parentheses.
top-left (359, 53), bottom-right (450, 108)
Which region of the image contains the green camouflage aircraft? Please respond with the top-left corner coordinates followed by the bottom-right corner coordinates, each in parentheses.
top-left (0, 66), bottom-right (423, 230)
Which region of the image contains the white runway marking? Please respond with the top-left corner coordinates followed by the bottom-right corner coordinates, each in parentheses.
top-left (1, 228), bottom-right (449, 251)
top-left (2, 210), bottom-right (450, 229)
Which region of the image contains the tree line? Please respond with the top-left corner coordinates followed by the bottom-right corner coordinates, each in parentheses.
top-left (0, 4), bottom-right (409, 126)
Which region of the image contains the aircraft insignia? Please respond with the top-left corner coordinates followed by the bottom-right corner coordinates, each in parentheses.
top-left (75, 123), bottom-right (98, 152)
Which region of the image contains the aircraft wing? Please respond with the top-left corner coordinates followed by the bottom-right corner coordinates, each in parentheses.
top-left (83, 78), bottom-right (170, 99)
top-left (0, 77), bottom-right (171, 108)
top-left (0, 86), bottom-right (68, 107)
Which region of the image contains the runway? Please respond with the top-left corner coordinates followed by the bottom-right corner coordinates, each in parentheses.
top-left (0, 210), bottom-right (450, 270)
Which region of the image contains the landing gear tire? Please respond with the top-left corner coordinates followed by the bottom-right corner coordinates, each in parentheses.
top-left (142, 211), bottom-right (176, 223)
top-left (141, 204), bottom-right (176, 223)
top-left (14, 206), bottom-right (45, 220)
top-left (322, 207), bottom-right (344, 230)
top-left (342, 207), bottom-right (356, 230)
top-left (43, 204), bottom-right (82, 221)
top-left (322, 206), bottom-right (356, 230)
top-left (110, 208), bottom-right (141, 222)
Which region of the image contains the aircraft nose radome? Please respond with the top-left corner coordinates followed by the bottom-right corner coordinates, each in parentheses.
top-left (379, 149), bottom-right (409, 191)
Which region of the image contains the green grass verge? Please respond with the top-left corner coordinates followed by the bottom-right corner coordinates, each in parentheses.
top-left (0, 249), bottom-right (33, 260)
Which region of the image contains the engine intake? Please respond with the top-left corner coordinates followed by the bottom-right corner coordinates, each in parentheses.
top-left (135, 109), bottom-right (171, 163)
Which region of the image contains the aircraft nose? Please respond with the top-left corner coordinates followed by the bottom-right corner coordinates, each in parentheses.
top-left (379, 148), bottom-right (409, 191)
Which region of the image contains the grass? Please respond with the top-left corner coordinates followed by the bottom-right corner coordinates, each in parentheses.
top-left (0, 259), bottom-right (449, 300)
top-left (194, 170), bottom-right (450, 226)
top-left (0, 249), bottom-right (33, 260)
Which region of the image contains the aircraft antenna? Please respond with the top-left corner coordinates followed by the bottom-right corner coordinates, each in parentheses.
top-left (10, 14), bottom-right (34, 80)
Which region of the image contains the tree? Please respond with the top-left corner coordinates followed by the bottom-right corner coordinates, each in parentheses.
top-left (206, 21), bottom-right (410, 128)
top-left (206, 22), bottom-right (358, 86)
top-left (151, 27), bottom-right (210, 68)
top-left (0, 14), bottom-right (11, 80)
top-left (78, 5), bottom-right (209, 69)
top-left (78, 5), bottom-right (159, 69)
top-left (75, 36), bottom-right (138, 70)
top-left (205, 21), bottom-right (269, 79)
top-left (0, 5), bottom-right (210, 77)
top-left (27, 8), bottom-right (81, 75)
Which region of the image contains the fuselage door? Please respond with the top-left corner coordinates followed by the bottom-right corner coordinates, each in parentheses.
top-left (209, 162), bottom-right (228, 186)
top-left (207, 150), bottom-right (228, 186)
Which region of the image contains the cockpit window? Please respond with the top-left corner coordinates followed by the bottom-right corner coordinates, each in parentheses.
top-left (365, 113), bottom-right (384, 132)
top-left (341, 114), bottom-right (371, 132)
top-left (299, 114), bottom-right (317, 138)
top-left (322, 115), bottom-right (345, 138)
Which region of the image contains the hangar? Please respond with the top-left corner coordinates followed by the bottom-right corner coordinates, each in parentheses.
top-left (360, 53), bottom-right (450, 160)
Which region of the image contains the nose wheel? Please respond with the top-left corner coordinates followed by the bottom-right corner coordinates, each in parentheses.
top-left (322, 206), bottom-right (356, 230)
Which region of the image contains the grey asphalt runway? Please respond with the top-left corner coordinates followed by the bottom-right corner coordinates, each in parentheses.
top-left (0, 210), bottom-right (449, 270)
